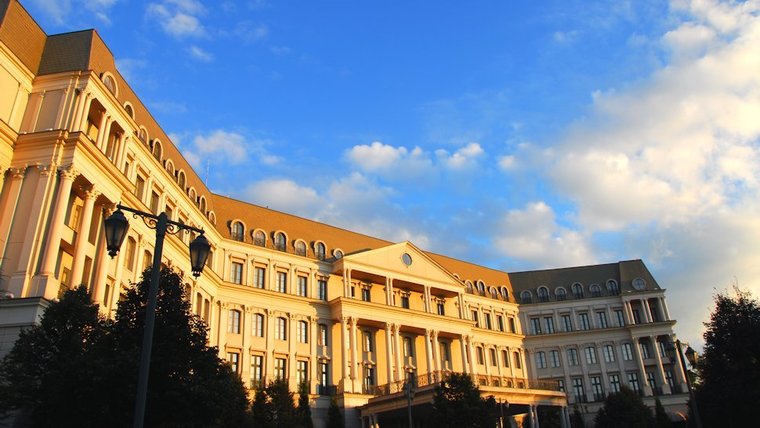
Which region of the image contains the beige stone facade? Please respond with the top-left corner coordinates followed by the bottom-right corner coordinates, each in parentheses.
top-left (0, 1), bottom-right (687, 426)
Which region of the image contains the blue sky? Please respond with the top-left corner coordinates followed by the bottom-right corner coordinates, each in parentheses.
top-left (24, 0), bottom-right (760, 349)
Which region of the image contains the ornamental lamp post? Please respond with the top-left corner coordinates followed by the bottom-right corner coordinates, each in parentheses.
top-left (104, 204), bottom-right (211, 428)
top-left (675, 339), bottom-right (703, 428)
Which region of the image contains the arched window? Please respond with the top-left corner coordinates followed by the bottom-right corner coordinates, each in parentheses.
top-left (231, 222), bottom-right (244, 241)
top-left (165, 160), bottom-right (175, 176)
top-left (520, 290), bottom-right (533, 304)
top-left (572, 283), bottom-right (584, 299)
top-left (294, 240), bottom-right (307, 256)
top-left (253, 230), bottom-right (266, 246)
top-left (102, 72), bottom-right (117, 96)
top-left (152, 140), bottom-right (162, 161)
top-left (227, 309), bottom-right (241, 334)
top-left (253, 313), bottom-right (264, 337)
top-left (476, 281), bottom-right (485, 295)
top-left (275, 317), bottom-right (287, 340)
top-left (138, 127), bottom-right (148, 143)
top-left (555, 287), bottom-right (567, 301)
top-left (333, 249), bottom-right (343, 259)
top-left (208, 211), bottom-right (216, 225)
top-left (124, 102), bottom-right (134, 119)
top-left (500, 287), bottom-right (509, 300)
top-left (274, 232), bottom-right (286, 251)
top-left (489, 287), bottom-right (498, 299)
top-left (537, 286), bottom-right (550, 302)
top-left (177, 170), bottom-right (186, 189)
top-left (465, 281), bottom-right (473, 293)
top-left (590, 284), bottom-right (602, 298)
top-left (188, 187), bottom-right (197, 202)
top-left (606, 279), bottom-right (620, 295)
top-left (314, 242), bottom-right (326, 260)
top-left (199, 196), bottom-right (207, 213)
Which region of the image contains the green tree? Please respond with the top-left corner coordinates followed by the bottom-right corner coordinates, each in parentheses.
top-left (252, 388), bottom-right (272, 427)
top-left (594, 386), bottom-right (654, 428)
top-left (325, 396), bottom-right (344, 428)
top-left (654, 398), bottom-right (671, 428)
top-left (103, 268), bottom-right (250, 427)
top-left (538, 405), bottom-right (562, 428)
top-left (0, 286), bottom-right (106, 427)
top-left (430, 373), bottom-right (498, 427)
top-left (297, 380), bottom-right (314, 428)
top-left (570, 405), bottom-right (584, 428)
top-left (694, 288), bottom-right (760, 427)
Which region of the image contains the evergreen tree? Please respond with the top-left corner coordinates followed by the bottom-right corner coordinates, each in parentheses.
top-left (694, 288), bottom-right (760, 427)
top-left (297, 380), bottom-right (314, 428)
top-left (266, 377), bottom-right (298, 427)
top-left (430, 373), bottom-right (497, 427)
top-left (0, 286), bottom-right (106, 427)
top-left (252, 388), bottom-right (272, 427)
top-left (654, 398), bottom-right (671, 428)
top-left (594, 386), bottom-right (654, 428)
top-left (325, 397), bottom-right (344, 428)
top-left (570, 405), bottom-right (584, 428)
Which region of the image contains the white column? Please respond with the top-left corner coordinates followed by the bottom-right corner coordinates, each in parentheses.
top-left (468, 337), bottom-right (477, 375)
top-left (660, 297), bottom-right (671, 321)
top-left (341, 317), bottom-right (350, 389)
top-left (350, 317), bottom-right (359, 392)
top-left (651, 335), bottom-right (670, 394)
top-left (91, 222), bottom-right (111, 307)
top-left (217, 302), bottom-right (228, 358)
top-left (643, 299), bottom-right (653, 323)
top-left (632, 337), bottom-right (652, 396)
top-left (310, 316), bottom-right (318, 393)
top-left (265, 308), bottom-right (275, 379)
top-left (385, 323), bottom-right (394, 383)
top-left (69, 189), bottom-right (99, 286)
top-left (671, 336), bottom-right (689, 392)
top-left (0, 168), bottom-right (26, 262)
top-left (559, 347), bottom-right (573, 403)
top-left (38, 168), bottom-right (77, 276)
top-left (432, 331), bottom-right (442, 376)
top-left (394, 324), bottom-right (403, 381)
top-left (597, 342), bottom-right (610, 394)
top-left (460, 335), bottom-right (470, 374)
top-left (288, 314), bottom-right (297, 389)
top-left (241, 307), bottom-right (252, 384)
top-left (425, 329), bottom-right (434, 382)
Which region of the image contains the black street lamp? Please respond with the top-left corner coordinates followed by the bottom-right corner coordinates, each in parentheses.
top-left (675, 339), bottom-right (703, 428)
top-left (104, 204), bottom-right (211, 428)
top-left (403, 373), bottom-right (416, 428)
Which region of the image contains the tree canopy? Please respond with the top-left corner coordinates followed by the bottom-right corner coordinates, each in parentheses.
top-left (693, 288), bottom-right (760, 427)
top-left (0, 268), bottom-right (251, 427)
top-left (594, 386), bottom-right (654, 428)
top-left (430, 373), bottom-right (497, 428)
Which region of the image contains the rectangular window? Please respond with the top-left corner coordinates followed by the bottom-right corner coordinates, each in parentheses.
top-left (562, 314), bottom-right (573, 332)
top-left (471, 310), bottom-right (479, 327)
top-left (361, 287), bottom-right (370, 302)
top-left (567, 348), bottom-right (579, 366)
top-left (550, 350), bottom-right (561, 368)
top-left (530, 317), bottom-right (542, 335)
top-left (628, 372), bottom-right (640, 394)
top-left (640, 342), bottom-right (651, 359)
top-left (497, 316), bottom-right (505, 332)
top-left (622, 343), bottom-right (634, 361)
top-left (632, 309), bottom-right (641, 324)
top-left (603, 345), bottom-right (616, 363)
top-left (502, 350), bottom-right (509, 367)
top-left (297, 360), bottom-right (309, 386)
top-left (275, 357), bottom-right (286, 379)
top-left (165, 205), bottom-right (173, 221)
top-left (485, 314), bottom-right (492, 330)
top-left (254, 267), bottom-right (266, 289)
top-left (230, 262), bottom-right (243, 285)
top-left (579, 313), bottom-right (590, 330)
top-left (135, 175), bottom-right (145, 200)
top-left (508, 317), bottom-right (517, 333)
top-left (646, 372), bottom-right (657, 393)
top-left (363, 331), bottom-right (373, 353)
top-left (125, 237), bottom-right (136, 271)
top-left (440, 342), bottom-right (451, 365)
top-left (277, 272), bottom-right (287, 293)
top-left (596, 311), bottom-right (608, 328)
top-left (298, 321), bottom-right (308, 343)
top-left (401, 295), bottom-right (410, 309)
top-left (513, 352), bottom-right (522, 369)
top-left (585, 346), bottom-right (598, 364)
top-left (665, 370), bottom-right (675, 388)
top-left (318, 279), bottom-right (328, 301)
top-left (227, 352), bottom-right (240, 373)
top-left (591, 376), bottom-right (604, 401)
top-left (298, 276), bottom-right (308, 297)
top-left (490, 349), bottom-right (498, 366)
top-left (610, 374), bottom-right (621, 393)
top-left (364, 366), bottom-right (375, 389)
top-left (658, 341), bottom-right (668, 358)
top-left (572, 378), bottom-right (584, 402)
top-left (318, 324), bottom-right (328, 346)
top-left (251, 355), bottom-right (263, 388)
top-left (558, 379), bottom-right (565, 393)
top-left (403, 337), bottom-right (414, 358)
top-left (227, 310), bottom-right (241, 334)
top-left (150, 191), bottom-right (160, 214)
top-left (615, 309), bottom-right (625, 327)
top-left (477, 347), bottom-right (484, 365)
top-left (437, 302), bottom-right (445, 316)
top-left (544, 316), bottom-right (555, 334)
top-left (319, 362), bottom-right (329, 388)
top-left (535, 351), bottom-right (547, 369)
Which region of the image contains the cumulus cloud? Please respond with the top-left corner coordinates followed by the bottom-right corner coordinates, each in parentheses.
top-left (178, 129), bottom-right (279, 169)
top-left (493, 202), bottom-right (596, 268)
top-left (146, 0), bottom-right (206, 38)
top-left (435, 142), bottom-right (484, 170)
top-left (244, 179), bottom-right (322, 217)
top-left (235, 21), bottom-right (269, 43)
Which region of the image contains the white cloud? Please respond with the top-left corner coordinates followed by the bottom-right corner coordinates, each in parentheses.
top-left (178, 130), bottom-right (280, 170)
top-left (498, 155), bottom-right (517, 171)
top-left (244, 179), bottom-right (322, 217)
top-left (553, 30), bottom-right (579, 44)
top-left (235, 22), bottom-right (269, 43)
top-left (493, 202), bottom-right (596, 268)
top-left (436, 142), bottom-right (484, 170)
top-left (146, 0), bottom-right (206, 38)
top-left (188, 45), bottom-right (213, 62)
top-left (29, 0), bottom-right (118, 25)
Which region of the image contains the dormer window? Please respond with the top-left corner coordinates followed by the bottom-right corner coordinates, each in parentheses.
top-left (295, 240), bottom-right (307, 256)
top-left (333, 249), bottom-right (344, 259)
top-left (572, 283), bottom-right (584, 299)
top-left (253, 230), bottom-right (266, 246)
top-left (555, 287), bottom-right (567, 301)
top-left (231, 222), bottom-right (244, 241)
top-left (520, 290), bottom-right (533, 304)
top-left (590, 284), bottom-right (602, 298)
top-left (606, 279), bottom-right (620, 295)
top-left (314, 242), bottom-right (326, 260)
top-left (274, 232), bottom-right (287, 251)
top-left (537, 286), bottom-right (550, 302)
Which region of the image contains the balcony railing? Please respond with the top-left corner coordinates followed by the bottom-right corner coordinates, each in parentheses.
top-left (367, 372), bottom-right (562, 397)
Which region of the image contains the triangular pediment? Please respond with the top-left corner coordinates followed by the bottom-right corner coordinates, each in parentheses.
top-left (341, 241), bottom-right (463, 289)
